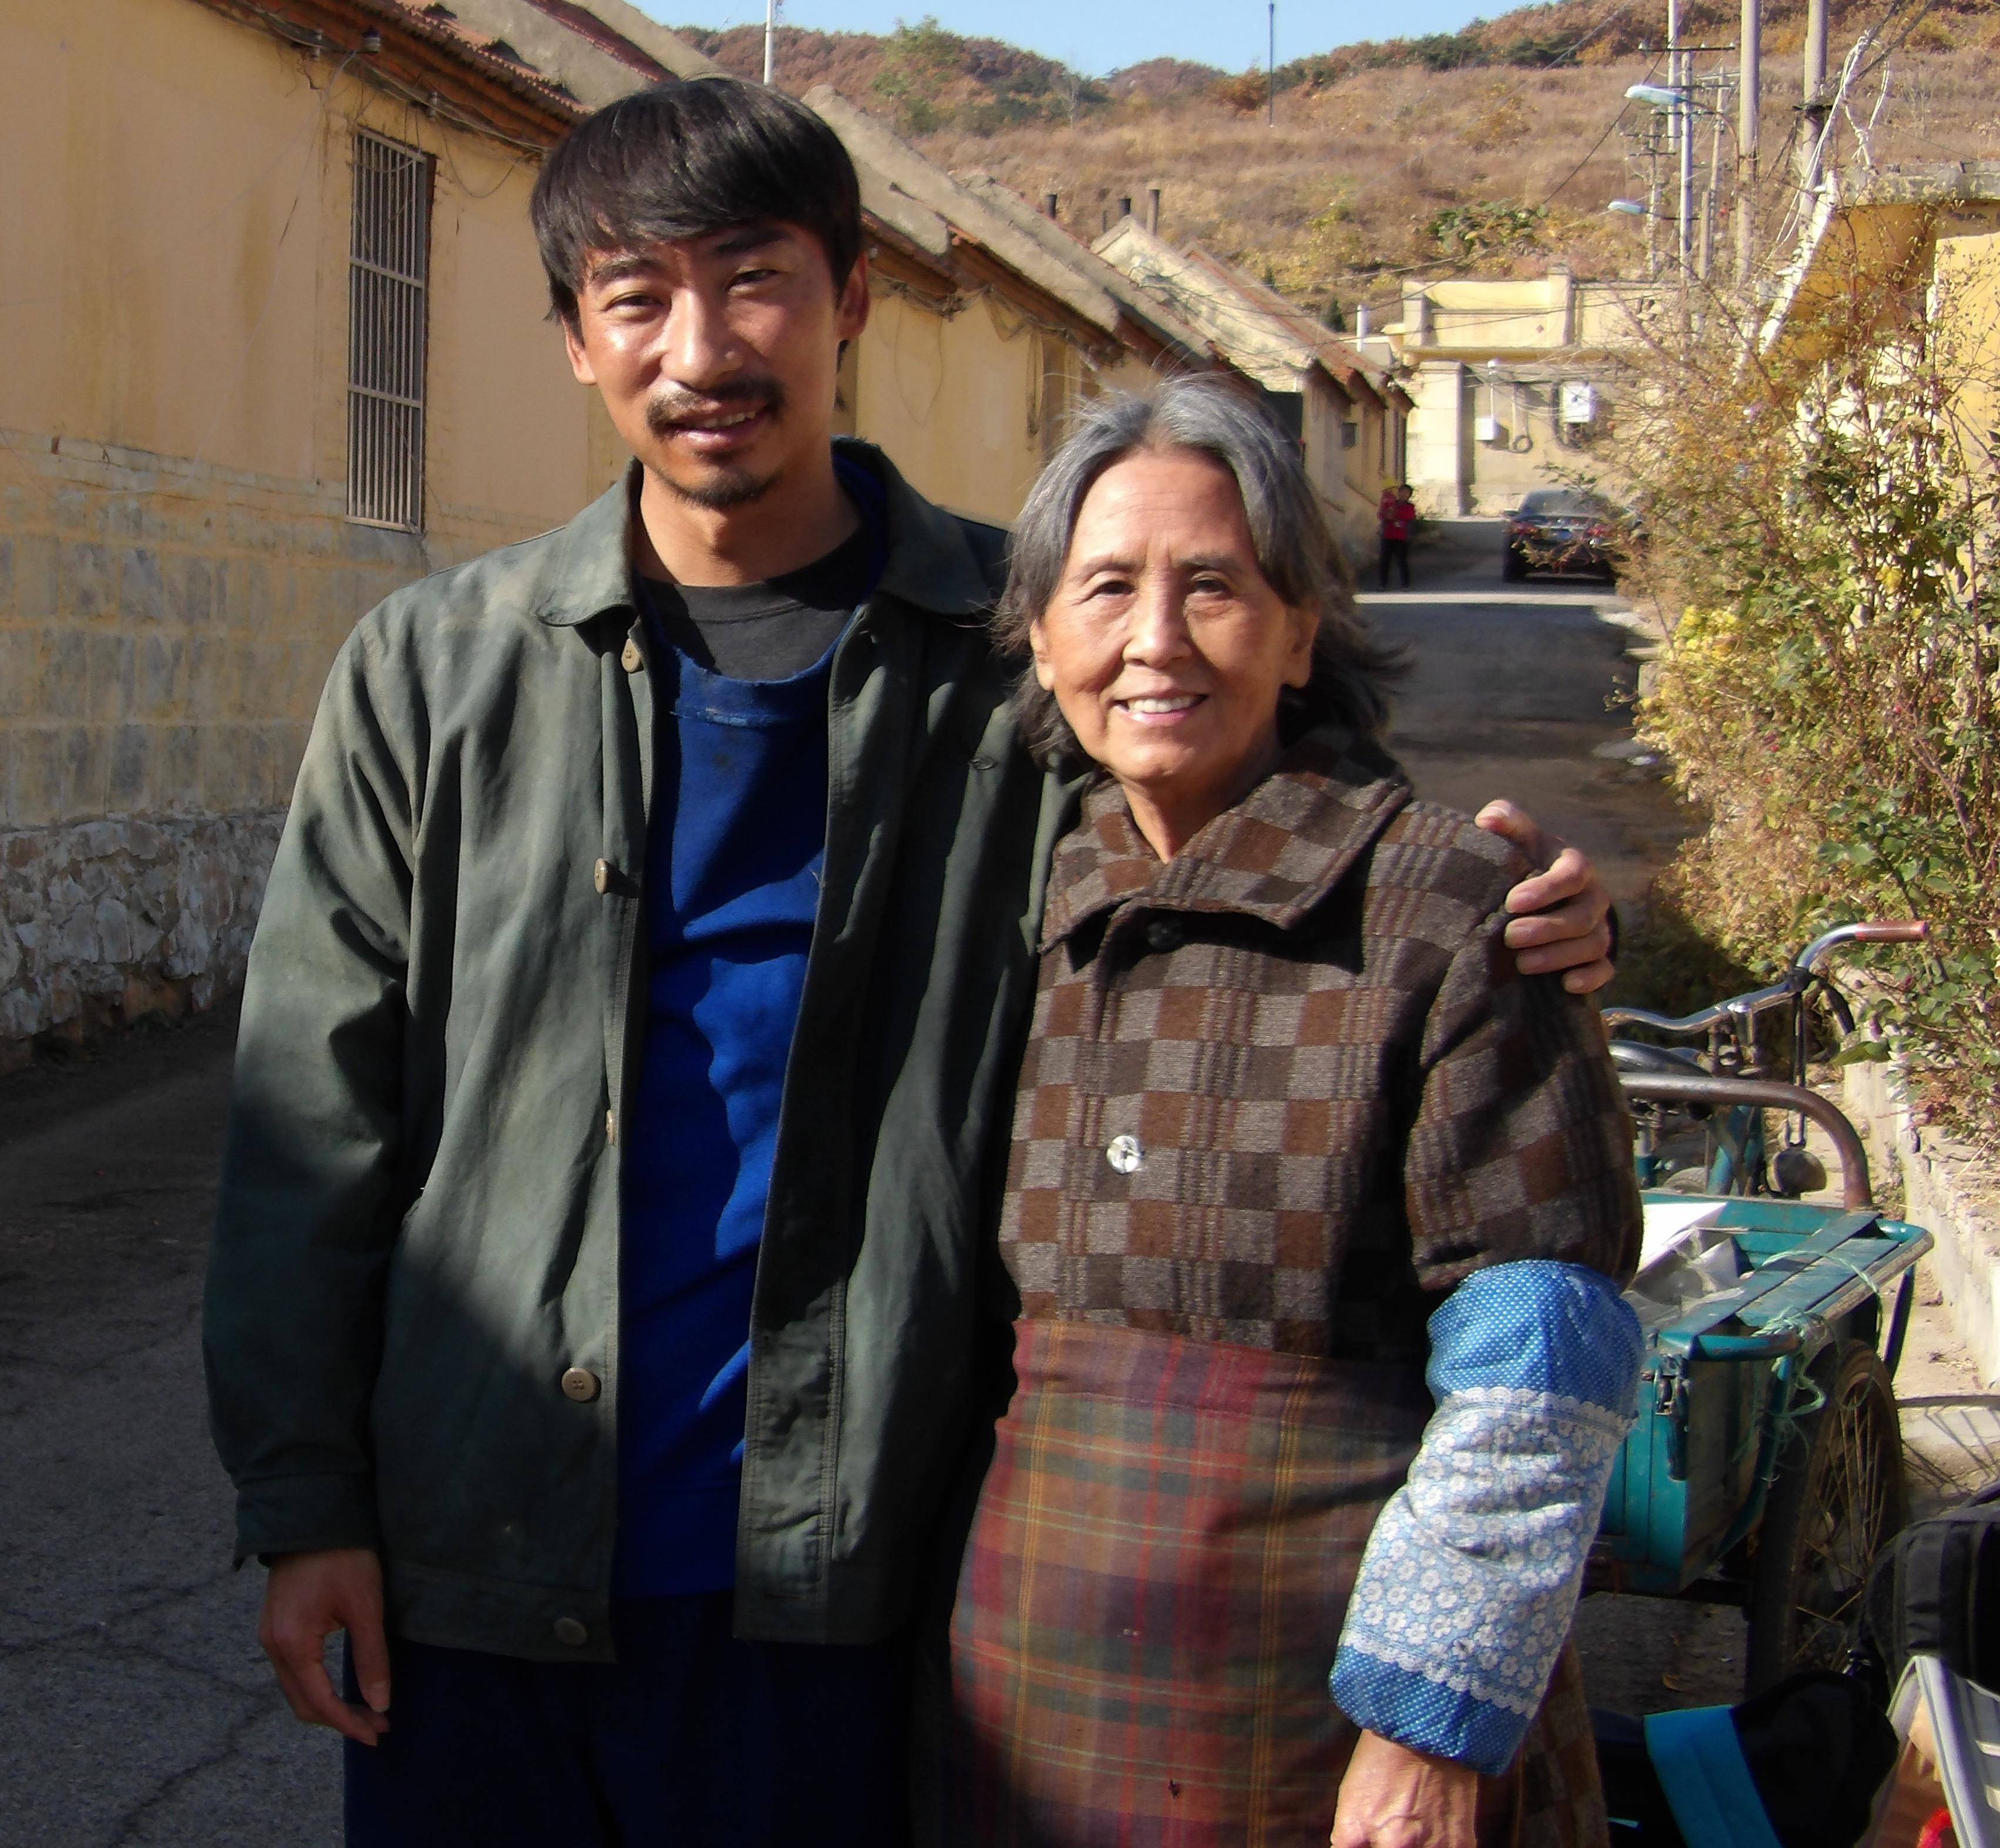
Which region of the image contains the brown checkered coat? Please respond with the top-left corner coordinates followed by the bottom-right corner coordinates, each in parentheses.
top-left (1001, 728), bottom-right (1638, 1360)
top-left (940, 729), bottom-right (1639, 1847)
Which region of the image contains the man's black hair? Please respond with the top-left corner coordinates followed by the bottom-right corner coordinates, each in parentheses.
top-left (530, 77), bottom-right (864, 331)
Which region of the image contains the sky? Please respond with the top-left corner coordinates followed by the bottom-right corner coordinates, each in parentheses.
top-left (645, 2), bottom-right (1499, 78)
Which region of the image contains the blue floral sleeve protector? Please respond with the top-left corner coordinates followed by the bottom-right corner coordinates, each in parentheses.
top-left (1331, 1260), bottom-right (1644, 1776)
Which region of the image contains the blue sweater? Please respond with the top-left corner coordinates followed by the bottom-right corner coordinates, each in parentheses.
top-left (614, 642), bottom-right (836, 1596)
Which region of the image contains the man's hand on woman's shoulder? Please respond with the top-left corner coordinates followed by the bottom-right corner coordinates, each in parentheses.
top-left (1474, 800), bottom-right (1616, 995)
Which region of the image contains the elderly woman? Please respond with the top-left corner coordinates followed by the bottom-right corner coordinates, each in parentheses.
top-left (943, 379), bottom-right (1644, 1848)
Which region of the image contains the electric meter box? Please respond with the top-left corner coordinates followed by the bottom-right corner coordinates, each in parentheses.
top-left (1560, 381), bottom-right (1598, 425)
top-left (1474, 415), bottom-right (1503, 444)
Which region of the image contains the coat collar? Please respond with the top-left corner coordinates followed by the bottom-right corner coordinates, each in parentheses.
top-left (1038, 728), bottom-right (1414, 951)
top-left (529, 439), bottom-right (996, 629)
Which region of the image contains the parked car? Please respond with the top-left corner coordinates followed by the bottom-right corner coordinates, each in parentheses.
top-left (1503, 488), bottom-right (1625, 583)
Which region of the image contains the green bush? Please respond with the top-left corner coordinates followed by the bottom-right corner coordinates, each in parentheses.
top-left (1611, 248), bottom-right (2000, 1144)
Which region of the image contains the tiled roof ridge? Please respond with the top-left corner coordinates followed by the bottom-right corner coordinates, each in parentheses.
top-left (513, 0), bottom-right (672, 78)
top-left (363, 0), bottom-right (582, 110)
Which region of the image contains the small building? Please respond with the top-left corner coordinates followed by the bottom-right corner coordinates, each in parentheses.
top-left (1366, 266), bottom-right (1654, 519)
top-left (1756, 161), bottom-right (2000, 475)
top-left (1761, 160), bottom-right (2000, 336)
top-left (1092, 218), bottom-right (1411, 559)
top-left (0, 0), bottom-right (1201, 1062)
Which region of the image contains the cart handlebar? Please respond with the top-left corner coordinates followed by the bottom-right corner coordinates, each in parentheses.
top-left (1616, 1072), bottom-right (1873, 1209)
top-left (1796, 918), bottom-right (1930, 971)
top-left (1601, 920), bottom-right (1930, 1038)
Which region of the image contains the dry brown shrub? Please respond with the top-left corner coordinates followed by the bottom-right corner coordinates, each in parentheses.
top-left (1464, 82), bottom-right (1534, 152)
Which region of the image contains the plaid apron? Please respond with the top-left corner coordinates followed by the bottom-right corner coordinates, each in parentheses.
top-left (944, 1319), bottom-right (1607, 1847)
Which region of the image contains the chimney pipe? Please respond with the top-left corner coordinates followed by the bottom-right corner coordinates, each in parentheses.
top-left (1043, 191), bottom-right (1059, 219)
top-left (1356, 303), bottom-right (1372, 338)
top-left (1118, 196), bottom-right (1133, 222)
top-left (1146, 184), bottom-right (1161, 234)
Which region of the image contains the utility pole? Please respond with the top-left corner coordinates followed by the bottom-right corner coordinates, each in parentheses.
top-left (1267, 4), bottom-right (1276, 127)
top-left (1702, 81), bottom-right (1723, 280)
top-left (1738, 0), bottom-right (1760, 282)
top-left (1669, 2), bottom-right (1694, 278)
top-left (764, 0), bottom-right (777, 85)
top-left (1646, 143), bottom-right (1662, 281)
top-left (1797, 0), bottom-right (1829, 192)
top-left (1665, 0), bottom-right (1681, 157)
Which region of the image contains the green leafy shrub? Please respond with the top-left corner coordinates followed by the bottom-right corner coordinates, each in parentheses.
top-left (1426, 200), bottom-right (1549, 260)
top-left (1610, 244), bottom-right (2000, 1143)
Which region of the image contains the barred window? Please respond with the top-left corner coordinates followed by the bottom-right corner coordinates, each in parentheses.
top-left (347, 131), bottom-right (431, 531)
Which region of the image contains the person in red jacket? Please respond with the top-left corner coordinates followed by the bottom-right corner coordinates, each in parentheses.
top-left (1378, 483), bottom-right (1417, 588)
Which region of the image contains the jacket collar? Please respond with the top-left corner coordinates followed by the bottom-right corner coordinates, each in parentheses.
top-left (530, 439), bottom-right (995, 629)
top-left (1038, 727), bottom-right (1413, 951)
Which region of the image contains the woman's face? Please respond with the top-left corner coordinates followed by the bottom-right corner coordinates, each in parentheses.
top-left (1031, 447), bottom-right (1317, 856)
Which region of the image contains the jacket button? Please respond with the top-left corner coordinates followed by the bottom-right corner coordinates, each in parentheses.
top-left (1144, 918), bottom-right (1184, 952)
top-left (560, 1367), bottom-right (600, 1403)
top-left (553, 1617), bottom-right (589, 1648)
top-left (593, 858), bottom-right (611, 895)
top-left (621, 637), bottom-right (643, 673)
top-left (1106, 1133), bottom-right (1144, 1174)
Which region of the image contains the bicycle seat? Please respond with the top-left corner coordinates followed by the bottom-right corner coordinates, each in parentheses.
top-left (1608, 1040), bottom-right (1709, 1076)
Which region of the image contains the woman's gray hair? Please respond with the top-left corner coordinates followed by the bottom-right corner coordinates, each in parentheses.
top-left (994, 375), bottom-right (1403, 770)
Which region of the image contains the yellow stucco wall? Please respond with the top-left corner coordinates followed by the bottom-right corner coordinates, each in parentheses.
top-left (0, 0), bottom-right (1175, 1050)
top-left (852, 287), bottom-right (1090, 526)
top-left (0, 0), bottom-right (623, 1045)
top-left (1934, 232), bottom-right (2000, 473)
top-left (0, 0), bottom-right (605, 845)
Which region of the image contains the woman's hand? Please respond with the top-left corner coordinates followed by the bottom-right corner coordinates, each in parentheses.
top-left (1330, 1729), bottom-right (1481, 1848)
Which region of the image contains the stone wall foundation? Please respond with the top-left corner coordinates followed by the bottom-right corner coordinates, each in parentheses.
top-left (1843, 1056), bottom-right (2000, 1387)
top-left (1, 809), bottom-right (285, 1068)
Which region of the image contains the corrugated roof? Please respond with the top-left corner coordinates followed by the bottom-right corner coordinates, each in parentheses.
top-left (1183, 247), bottom-right (1402, 409)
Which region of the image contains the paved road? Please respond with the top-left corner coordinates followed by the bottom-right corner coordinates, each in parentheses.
top-left (0, 544), bottom-right (1765, 1841)
top-left (1361, 519), bottom-right (1691, 915)
top-left (1, 1004), bottom-right (335, 1846)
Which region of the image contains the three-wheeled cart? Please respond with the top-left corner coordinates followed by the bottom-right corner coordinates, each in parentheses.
top-left (1591, 1072), bottom-right (1932, 1694)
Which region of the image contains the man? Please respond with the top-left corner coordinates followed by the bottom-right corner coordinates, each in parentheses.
top-left (205, 78), bottom-right (1615, 1846)
top-left (1379, 480), bottom-right (1417, 590)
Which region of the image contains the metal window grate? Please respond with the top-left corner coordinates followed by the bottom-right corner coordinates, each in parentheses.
top-left (348, 132), bottom-right (430, 531)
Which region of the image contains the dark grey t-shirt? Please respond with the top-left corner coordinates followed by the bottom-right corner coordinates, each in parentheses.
top-left (635, 516), bottom-right (876, 682)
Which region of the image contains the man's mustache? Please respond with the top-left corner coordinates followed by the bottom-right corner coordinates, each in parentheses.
top-left (644, 378), bottom-right (784, 437)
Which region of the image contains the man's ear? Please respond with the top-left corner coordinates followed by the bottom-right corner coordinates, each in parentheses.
top-left (837, 250), bottom-right (871, 345)
top-left (562, 315), bottom-right (598, 388)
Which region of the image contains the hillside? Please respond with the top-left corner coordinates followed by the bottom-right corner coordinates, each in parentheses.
top-left (676, 4), bottom-right (2000, 319)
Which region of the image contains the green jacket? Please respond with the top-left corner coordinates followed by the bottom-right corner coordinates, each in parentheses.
top-left (204, 445), bottom-right (1068, 1660)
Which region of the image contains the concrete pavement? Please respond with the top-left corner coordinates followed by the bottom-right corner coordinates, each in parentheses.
top-left (0, 1005), bottom-right (335, 1846)
top-left (1360, 517), bottom-right (1691, 916)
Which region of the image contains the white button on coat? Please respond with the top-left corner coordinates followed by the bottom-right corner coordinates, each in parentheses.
top-left (1106, 1134), bottom-right (1144, 1174)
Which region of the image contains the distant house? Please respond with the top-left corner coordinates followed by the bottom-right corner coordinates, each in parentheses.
top-left (1365, 266), bottom-right (1654, 519)
top-left (0, 0), bottom-right (1203, 1061)
top-left (1093, 218), bottom-right (1410, 558)
top-left (1756, 160), bottom-right (2000, 484)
